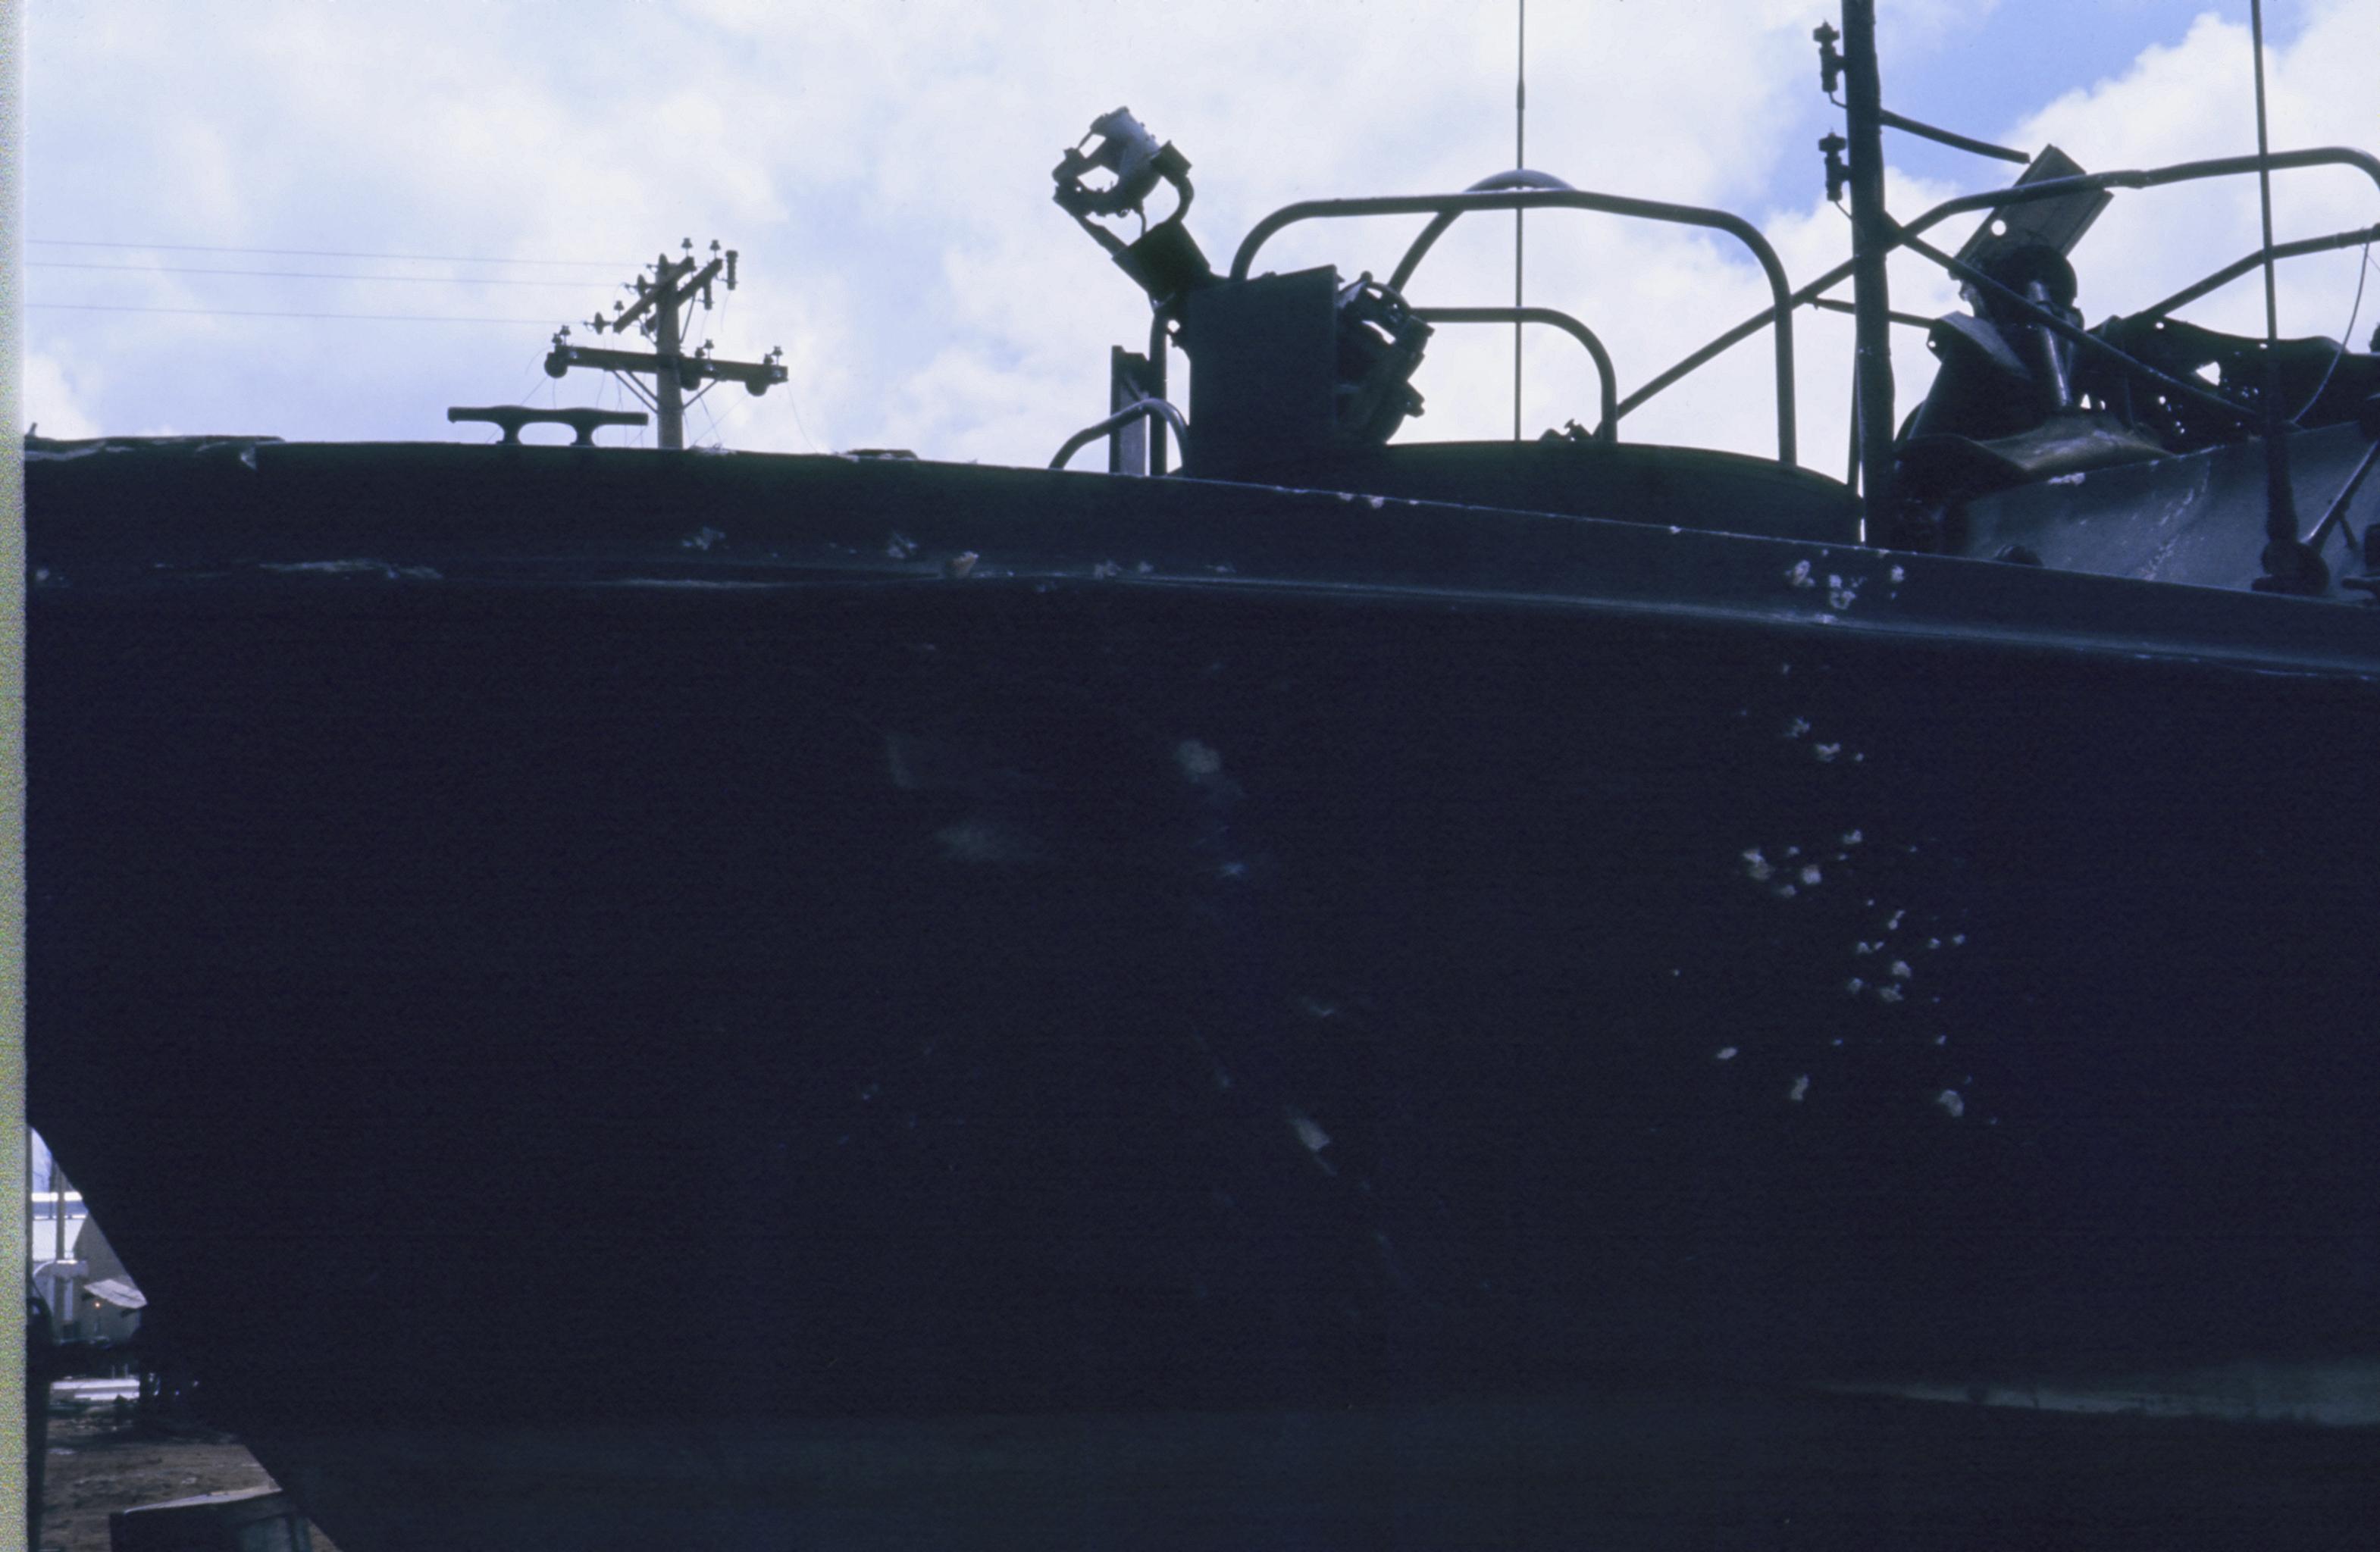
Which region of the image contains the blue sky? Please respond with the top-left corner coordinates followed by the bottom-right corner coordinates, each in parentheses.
top-left (20, 1), bottom-right (2380, 471)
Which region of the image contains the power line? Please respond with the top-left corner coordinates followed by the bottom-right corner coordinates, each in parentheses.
top-left (785, 380), bottom-right (822, 453)
top-left (28, 238), bottom-right (625, 268)
top-left (511, 347), bottom-right (559, 412)
top-left (30, 260), bottom-right (599, 288)
top-left (31, 302), bottom-right (558, 324)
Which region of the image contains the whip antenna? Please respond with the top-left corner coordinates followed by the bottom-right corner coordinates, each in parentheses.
top-left (2247, 0), bottom-right (2320, 590)
top-left (1514, 0), bottom-right (1526, 440)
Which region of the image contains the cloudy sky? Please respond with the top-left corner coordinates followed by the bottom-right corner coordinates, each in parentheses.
top-left (19, 1), bottom-right (2380, 474)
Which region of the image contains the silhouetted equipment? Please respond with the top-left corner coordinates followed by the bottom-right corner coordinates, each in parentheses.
top-left (1053, 109), bottom-right (1214, 311)
top-left (1054, 111), bottom-right (1444, 481)
top-left (540, 239), bottom-right (787, 449)
top-left (1802, 16), bottom-right (2380, 592)
top-left (446, 405), bottom-right (649, 446)
top-left (1035, 60), bottom-right (2380, 593)
top-left (1887, 140), bottom-right (2380, 565)
top-left (1951, 146), bottom-right (2111, 280)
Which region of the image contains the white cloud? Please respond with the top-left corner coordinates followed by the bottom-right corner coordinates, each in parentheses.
top-left (2004, 2), bottom-right (2380, 339)
top-left (21, 1), bottom-right (2379, 473)
top-left (23, 354), bottom-right (107, 441)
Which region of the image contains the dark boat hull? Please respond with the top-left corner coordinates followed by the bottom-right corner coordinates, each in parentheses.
top-left (242, 1391), bottom-right (2380, 1552)
top-left (27, 442), bottom-right (2380, 1547)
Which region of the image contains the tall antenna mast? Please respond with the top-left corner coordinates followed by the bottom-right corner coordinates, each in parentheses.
top-left (2247, 0), bottom-right (2319, 590)
top-left (1514, 0), bottom-right (1526, 442)
top-left (2251, 0), bottom-right (2283, 378)
top-left (1841, 2), bottom-right (1896, 520)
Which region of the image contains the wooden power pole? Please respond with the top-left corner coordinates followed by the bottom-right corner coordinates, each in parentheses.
top-left (543, 239), bottom-right (788, 449)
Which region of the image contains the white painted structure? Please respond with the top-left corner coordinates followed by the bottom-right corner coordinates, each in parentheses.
top-left (29, 1130), bottom-right (147, 1348)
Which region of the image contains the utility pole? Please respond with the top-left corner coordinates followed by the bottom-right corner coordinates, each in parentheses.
top-left (543, 239), bottom-right (788, 450)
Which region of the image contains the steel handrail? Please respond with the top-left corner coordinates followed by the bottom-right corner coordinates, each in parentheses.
top-left (1050, 397), bottom-right (1190, 472)
top-left (1407, 306), bottom-right (1618, 442)
top-left (1386, 170), bottom-right (1577, 293)
top-left (1230, 188), bottom-right (1798, 463)
top-left (1624, 147), bottom-right (2380, 425)
top-left (2143, 221), bottom-right (2380, 321)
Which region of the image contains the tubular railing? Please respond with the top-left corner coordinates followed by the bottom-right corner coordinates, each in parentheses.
top-left (1406, 306), bottom-right (1619, 443)
top-left (1385, 169), bottom-right (1577, 292)
top-left (1145, 149), bottom-right (2378, 483)
top-left (2143, 221), bottom-right (2380, 321)
top-left (1051, 397), bottom-right (1191, 472)
top-left (1231, 187), bottom-right (1799, 464)
top-left (1624, 148), bottom-right (2380, 428)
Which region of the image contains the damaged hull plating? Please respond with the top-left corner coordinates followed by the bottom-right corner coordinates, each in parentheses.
top-left (26, 440), bottom-right (2380, 1549)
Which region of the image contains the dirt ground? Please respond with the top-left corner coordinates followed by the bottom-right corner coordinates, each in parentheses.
top-left (36, 1397), bottom-right (343, 1552)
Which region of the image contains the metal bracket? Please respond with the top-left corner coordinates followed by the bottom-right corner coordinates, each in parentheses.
top-left (446, 405), bottom-right (650, 446)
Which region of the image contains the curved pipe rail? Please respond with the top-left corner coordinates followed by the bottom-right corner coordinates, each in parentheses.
top-left (1389, 171), bottom-right (1576, 293)
top-left (2306, 439), bottom-right (2380, 555)
top-left (1623, 147), bottom-right (2380, 427)
top-left (1809, 296), bottom-right (1937, 330)
top-left (2144, 221), bottom-right (2380, 322)
top-left (1231, 187), bottom-right (1798, 463)
top-left (1899, 146), bottom-right (2380, 243)
top-left (1408, 305), bottom-right (1618, 442)
top-left (1049, 397), bottom-right (1190, 472)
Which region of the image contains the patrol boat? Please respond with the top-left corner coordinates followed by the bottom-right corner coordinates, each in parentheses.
top-left (26, 9), bottom-right (2380, 1547)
